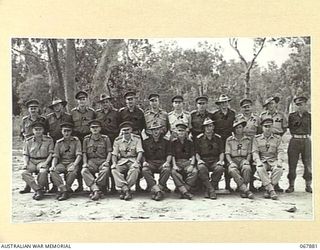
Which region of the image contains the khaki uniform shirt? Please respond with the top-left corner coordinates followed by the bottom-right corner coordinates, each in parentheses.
top-left (46, 112), bottom-right (73, 141)
top-left (83, 134), bottom-right (112, 160)
top-left (239, 113), bottom-right (260, 137)
top-left (260, 110), bottom-right (288, 135)
top-left (23, 135), bottom-right (54, 159)
top-left (225, 134), bottom-right (252, 161)
top-left (71, 107), bottom-right (95, 136)
top-left (53, 136), bottom-right (82, 165)
top-left (144, 108), bottom-right (169, 134)
top-left (20, 115), bottom-right (47, 140)
top-left (168, 111), bottom-right (191, 134)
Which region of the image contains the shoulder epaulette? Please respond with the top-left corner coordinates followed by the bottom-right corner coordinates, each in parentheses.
top-left (273, 134), bottom-right (281, 139)
top-left (40, 115), bottom-right (46, 120)
top-left (260, 111), bottom-right (268, 115)
top-left (255, 134), bottom-right (263, 138)
top-left (190, 110), bottom-right (197, 115)
top-left (47, 112), bottom-right (54, 117)
top-left (214, 133), bottom-right (221, 138)
top-left (183, 111), bottom-right (190, 115)
top-left (172, 138), bottom-right (178, 142)
top-left (87, 107), bottom-right (95, 112)
top-left (43, 135), bottom-right (53, 141)
top-left (84, 134), bottom-right (91, 139)
top-left (64, 112), bottom-right (71, 116)
top-left (114, 136), bottom-right (122, 141)
top-left (168, 111), bottom-right (174, 115)
top-left (26, 136), bottom-right (34, 141)
top-left (71, 107), bottom-right (77, 111)
top-left (112, 108), bottom-right (119, 112)
top-left (144, 109), bottom-right (151, 114)
top-left (56, 137), bottom-right (64, 143)
top-left (119, 107), bottom-right (126, 112)
top-left (229, 109), bottom-right (236, 114)
top-left (138, 107), bottom-right (144, 112)
top-left (187, 137), bottom-right (193, 142)
top-left (101, 134), bottom-right (110, 140)
top-left (72, 136), bottom-right (80, 141)
top-left (197, 133), bottom-right (204, 139)
top-left (212, 109), bottom-right (219, 115)
top-left (132, 134), bottom-right (140, 139)
top-left (95, 108), bottom-right (102, 112)
top-left (226, 135), bottom-right (233, 141)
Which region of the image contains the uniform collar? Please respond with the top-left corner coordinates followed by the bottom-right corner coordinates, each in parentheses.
top-left (196, 110), bottom-right (207, 116)
top-left (76, 106), bottom-right (88, 112)
top-left (261, 133), bottom-right (275, 140)
top-left (122, 134), bottom-right (133, 143)
top-left (91, 134), bottom-right (102, 141)
top-left (149, 108), bottom-right (163, 114)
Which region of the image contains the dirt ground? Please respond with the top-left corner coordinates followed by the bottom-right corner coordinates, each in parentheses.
top-left (11, 135), bottom-right (313, 223)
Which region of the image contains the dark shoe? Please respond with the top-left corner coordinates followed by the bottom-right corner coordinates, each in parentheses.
top-left (208, 190), bottom-right (217, 200)
top-left (305, 186), bottom-right (313, 193)
top-left (263, 191), bottom-right (270, 199)
top-left (258, 186), bottom-right (266, 192)
top-left (274, 184), bottom-right (284, 193)
top-left (183, 192), bottom-right (193, 200)
top-left (48, 186), bottom-right (58, 193)
top-left (19, 185), bottom-right (31, 194)
top-left (124, 190), bottom-right (132, 201)
top-left (240, 192), bottom-right (248, 198)
top-left (119, 191), bottom-right (125, 200)
top-left (161, 186), bottom-right (171, 193)
top-left (58, 192), bottom-right (69, 201)
top-left (270, 190), bottom-right (278, 200)
top-left (91, 191), bottom-right (100, 201)
top-left (56, 192), bottom-right (62, 200)
top-left (246, 191), bottom-right (254, 199)
top-left (33, 190), bottom-right (44, 201)
top-left (285, 186), bottom-right (295, 193)
top-left (74, 186), bottom-right (83, 193)
top-left (154, 191), bottom-right (164, 201)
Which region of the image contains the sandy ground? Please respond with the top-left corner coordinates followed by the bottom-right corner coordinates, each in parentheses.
top-left (12, 136), bottom-right (313, 223)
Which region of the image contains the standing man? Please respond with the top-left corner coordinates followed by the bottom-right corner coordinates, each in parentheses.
top-left (19, 99), bottom-right (47, 194)
top-left (252, 117), bottom-right (284, 200)
top-left (225, 117), bottom-right (254, 199)
top-left (195, 118), bottom-right (224, 199)
top-left (144, 93), bottom-right (169, 136)
top-left (286, 96), bottom-right (312, 193)
top-left (212, 94), bottom-right (236, 191)
top-left (168, 95), bottom-right (191, 140)
top-left (111, 121), bottom-right (144, 200)
top-left (171, 123), bottom-right (197, 200)
top-left (81, 120), bottom-right (112, 201)
top-left (96, 94), bottom-right (121, 144)
top-left (190, 96), bottom-right (214, 139)
top-left (21, 121), bottom-right (54, 200)
top-left (71, 90), bottom-right (96, 193)
top-left (50, 122), bottom-right (82, 201)
top-left (141, 122), bottom-right (172, 201)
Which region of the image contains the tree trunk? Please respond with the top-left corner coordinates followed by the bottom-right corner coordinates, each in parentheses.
top-left (244, 71), bottom-right (250, 98)
top-left (91, 39), bottom-right (125, 102)
top-left (64, 39), bottom-right (76, 110)
top-left (49, 39), bottom-right (65, 100)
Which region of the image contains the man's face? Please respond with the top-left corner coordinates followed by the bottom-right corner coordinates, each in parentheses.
top-left (197, 101), bottom-right (207, 112)
top-left (151, 127), bottom-right (161, 138)
top-left (125, 96), bottom-right (136, 108)
top-left (101, 99), bottom-right (112, 110)
top-left (90, 125), bottom-right (101, 135)
top-left (177, 128), bottom-right (187, 138)
top-left (149, 97), bottom-right (160, 109)
top-left (53, 103), bottom-right (63, 112)
top-left (235, 124), bottom-right (244, 135)
top-left (77, 97), bottom-right (87, 108)
top-left (121, 127), bottom-right (132, 138)
top-left (241, 104), bottom-right (252, 114)
top-left (28, 106), bottom-right (39, 115)
top-left (204, 124), bottom-right (214, 134)
top-left (32, 127), bottom-right (44, 137)
top-left (218, 101), bottom-right (229, 111)
top-left (262, 124), bottom-right (272, 136)
top-left (62, 128), bottom-right (72, 138)
top-left (172, 99), bottom-right (183, 110)
top-left (267, 100), bottom-right (276, 111)
top-left (296, 101), bottom-right (307, 112)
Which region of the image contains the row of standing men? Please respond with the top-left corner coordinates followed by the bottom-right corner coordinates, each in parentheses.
top-left (19, 90), bottom-right (312, 201)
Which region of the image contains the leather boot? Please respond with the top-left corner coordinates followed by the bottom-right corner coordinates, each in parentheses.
top-left (305, 181), bottom-right (312, 193)
top-left (19, 184), bottom-right (31, 194)
top-left (91, 191), bottom-right (100, 201)
top-left (285, 180), bottom-right (295, 193)
top-left (33, 190), bottom-right (44, 201)
top-left (58, 192), bottom-right (69, 201)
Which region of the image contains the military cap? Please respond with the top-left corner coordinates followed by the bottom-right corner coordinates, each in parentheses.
top-left (88, 119), bottom-right (102, 127)
top-left (119, 121), bottom-right (134, 129)
top-left (175, 122), bottom-right (188, 130)
top-left (293, 96), bottom-right (308, 104)
top-left (49, 98), bottom-right (67, 109)
top-left (75, 90), bottom-right (88, 100)
top-left (148, 93), bottom-right (160, 100)
top-left (263, 96), bottom-right (280, 107)
top-left (261, 117), bottom-right (274, 126)
top-left (31, 121), bottom-right (45, 129)
top-left (123, 91), bottom-right (136, 99)
top-left (60, 122), bottom-right (74, 129)
top-left (215, 94), bottom-right (231, 104)
top-left (98, 93), bottom-right (112, 102)
top-left (195, 96), bottom-right (208, 103)
top-left (240, 98), bottom-right (253, 107)
top-left (25, 99), bottom-right (40, 107)
top-left (149, 121), bottom-right (163, 130)
top-left (233, 117), bottom-right (247, 128)
top-left (171, 95), bottom-right (184, 102)
top-left (202, 118), bottom-right (215, 127)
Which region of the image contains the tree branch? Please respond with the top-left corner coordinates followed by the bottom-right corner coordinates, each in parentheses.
top-left (247, 38), bottom-right (266, 72)
top-left (229, 38), bottom-right (248, 67)
top-left (11, 48), bottom-right (49, 62)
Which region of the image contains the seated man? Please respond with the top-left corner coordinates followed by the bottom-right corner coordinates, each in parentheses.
top-left (225, 117), bottom-right (254, 199)
top-left (81, 120), bottom-right (112, 201)
top-left (142, 122), bottom-right (172, 201)
top-left (195, 118), bottom-right (224, 199)
top-left (50, 122), bottom-right (82, 201)
top-left (252, 117), bottom-right (284, 200)
top-left (111, 121), bottom-right (144, 201)
top-left (171, 123), bottom-right (197, 200)
top-left (21, 121), bottom-right (54, 200)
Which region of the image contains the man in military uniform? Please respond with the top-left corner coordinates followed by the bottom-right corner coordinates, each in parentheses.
top-left (96, 94), bottom-right (121, 144)
top-left (141, 122), bottom-right (172, 201)
top-left (286, 96), bottom-right (312, 193)
top-left (144, 93), bottom-right (169, 136)
top-left (71, 90), bottom-right (96, 193)
top-left (212, 94), bottom-right (235, 191)
top-left (237, 98), bottom-right (261, 192)
top-left (81, 120), bottom-right (112, 201)
top-left (225, 117), bottom-right (254, 199)
top-left (50, 122), bottom-right (82, 201)
top-left (21, 121), bottom-right (54, 200)
top-left (260, 96), bottom-right (288, 193)
top-left (171, 123), bottom-right (196, 200)
top-left (111, 121), bottom-right (144, 200)
top-left (190, 96), bottom-right (214, 139)
top-left (195, 118), bottom-right (224, 199)
top-left (252, 117), bottom-right (284, 200)
top-left (19, 99), bottom-right (47, 194)
top-left (167, 95), bottom-right (191, 140)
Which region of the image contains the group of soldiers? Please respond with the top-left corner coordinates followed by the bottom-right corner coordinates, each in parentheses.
top-left (19, 89), bottom-right (312, 202)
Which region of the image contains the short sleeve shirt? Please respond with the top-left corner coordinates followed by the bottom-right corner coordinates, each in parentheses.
top-left (260, 110), bottom-right (288, 135)
top-left (46, 112), bottom-right (73, 141)
top-left (212, 109), bottom-right (236, 141)
top-left (168, 111), bottom-right (191, 134)
top-left (252, 134), bottom-right (283, 163)
top-left (240, 113), bottom-right (260, 137)
top-left (225, 134), bottom-right (252, 159)
top-left (23, 135), bottom-right (54, 158)
top-left (119, 106), bottom-right (146, 133)
top-left (21, 115), bottom-right (47, 140)
top-left (171, 138), bottom-right (194, 160)
top-left (96, 108), bottom-right (121, 136)
top-left (288, 111), bottom-right (311, 135)
top-left (142, 136), bottom-right (171, 161)
top-left (53, 136), bottom-right (82, 164)
top-left (71, 107), bottom-right (96, 135)
top-left (83, 134), bottom-right (112, 159)
top-left (195, 133), bottom-right (223, 162)
top-left (190, 110), bottom-right (214, 137)
top-left (144, 108), bottom-right (169, 132)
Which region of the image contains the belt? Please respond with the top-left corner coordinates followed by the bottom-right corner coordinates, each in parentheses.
top-left (292, 134), bottom-right (310, 139)
top-left (30, 157), bottom-right (47, 160)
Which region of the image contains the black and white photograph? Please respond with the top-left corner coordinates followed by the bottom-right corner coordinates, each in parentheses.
top-left (11, 37), bottom-right (312, 223)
